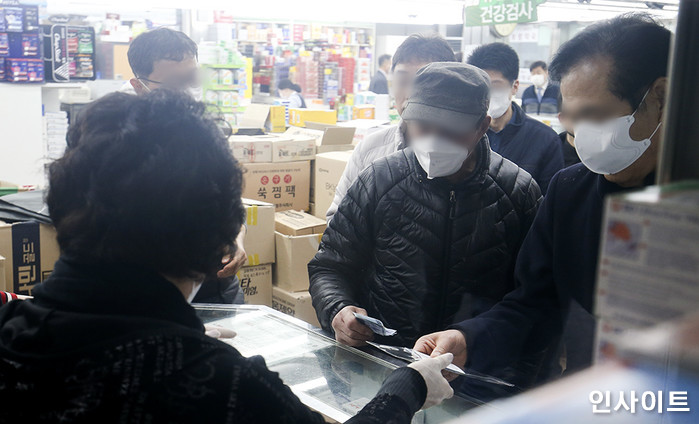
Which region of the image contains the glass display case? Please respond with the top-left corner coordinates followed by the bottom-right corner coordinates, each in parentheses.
top-left (195, 304), bottom-right (486, 423)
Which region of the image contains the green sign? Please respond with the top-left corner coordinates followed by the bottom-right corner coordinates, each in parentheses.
top-left (464, 0), bottom-right (546, 27)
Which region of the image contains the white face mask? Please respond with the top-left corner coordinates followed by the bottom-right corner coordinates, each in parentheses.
top-left (187, 280), bottom-right (204, 303)
top-left (574, 89), bottom-right (661, 175)
top-left (488, 88), bottom-right (512, 119)
top-left (187, 86), bottom-right (203, 101)
top-left (412, 135), bottom-right (470, 179)
top-left (531, 74), bottom-right (546, 88)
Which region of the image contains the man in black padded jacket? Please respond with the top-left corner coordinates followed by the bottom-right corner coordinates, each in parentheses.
top-left (309, 63), bottom-right (542, 357)
top-left (0, 90), bottom-right (454, 423)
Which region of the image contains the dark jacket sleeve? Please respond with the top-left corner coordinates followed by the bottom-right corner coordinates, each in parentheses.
top-left (451, 171), bottom-right (562, 373)
top-left (236, 355), bottom-right (426, 424)
top-left (308, 167), bottom-right (377, 332)
top-left (534, 129), bottom-right (564, 194)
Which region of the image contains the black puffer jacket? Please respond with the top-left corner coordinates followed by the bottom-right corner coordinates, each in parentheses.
top-left (309, 137), bottom-right (542, 346)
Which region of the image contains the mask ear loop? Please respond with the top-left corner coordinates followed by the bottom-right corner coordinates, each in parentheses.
top-left (632, 86), bottom-right (663, 140)
top-left (631, 87), bottom-right (652, 117)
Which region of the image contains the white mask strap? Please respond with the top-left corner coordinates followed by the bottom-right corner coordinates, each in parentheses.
top-left (631, 87), bottom-right (652, 117)
top-left (648, 121), bottom-right (662, 140)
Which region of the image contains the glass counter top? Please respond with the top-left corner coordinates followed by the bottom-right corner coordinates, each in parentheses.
top-left (195, 304), bottom-right (485, 423)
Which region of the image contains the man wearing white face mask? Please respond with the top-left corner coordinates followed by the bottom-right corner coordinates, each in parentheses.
top-left (309, 63), bottom-right (541, 355)
top-left (521, 61), bottom-right (560, 115)
top-left (468, 44), bottom-right (563, 194)
top-left (415, 14), bottom-right (671, 386)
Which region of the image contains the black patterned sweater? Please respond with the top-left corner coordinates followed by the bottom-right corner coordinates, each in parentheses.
top-left (0, 258), bottom-right (426, 423)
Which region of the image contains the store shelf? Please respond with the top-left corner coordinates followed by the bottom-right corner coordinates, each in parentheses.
top-left (201, 63), bottom-right (246, 69)
top-left (204, 84), bottom-right (241, 91)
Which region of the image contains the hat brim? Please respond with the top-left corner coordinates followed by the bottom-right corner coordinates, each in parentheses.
top-left (402, 102), bottom-right (482, 134)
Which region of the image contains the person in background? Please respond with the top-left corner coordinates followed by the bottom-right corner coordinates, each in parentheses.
top-left (124, 27), bottom-right (246, 303)
top-left (0, 90), bottom-right (455, 423)
top-left (369, 54), bottom-right (392, 94)
top-left (415, 13), bottom-right (671, 385)
top-left (521, 61), bottom-right (560, 114)
top-left (278, 78), bottom-right (307, 109)
top-left (467, 45), bottom-right (563, 194)
top-left (121, 27), bottom-right (200, 95)
top-left (326, 34), bottom-right (456, 221)
top-left (310, 63), bottom-right (541, 357)
top-left (557, 93), bottom-right (581, 167)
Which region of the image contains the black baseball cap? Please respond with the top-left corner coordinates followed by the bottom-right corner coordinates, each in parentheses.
top-left (402, 62), bottom-right (490, 133)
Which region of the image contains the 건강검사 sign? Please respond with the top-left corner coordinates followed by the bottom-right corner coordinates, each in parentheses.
top-left (464, 0), bottom-right (547, 26)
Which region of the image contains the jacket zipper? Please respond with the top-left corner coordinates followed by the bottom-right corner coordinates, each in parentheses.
top-left (437, 190), bottom-right (456, 328)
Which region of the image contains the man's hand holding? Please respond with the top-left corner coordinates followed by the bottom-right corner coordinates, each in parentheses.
top-left (332, 306), bottom-right (374, 346)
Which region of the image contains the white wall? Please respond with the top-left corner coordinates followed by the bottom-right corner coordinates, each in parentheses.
top-left (0, 85), bottom-right (46, 187)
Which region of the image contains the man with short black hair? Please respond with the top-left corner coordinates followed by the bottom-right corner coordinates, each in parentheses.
top-left (327, 34), bottom-right (456, 220)
top-left (468, 43), bottom-right (563, 193)
top-left (369, 54), bottom-right (392, 94)
top-left (521, 60), bottom-right (560, 114)
top-left (124, 27), bottom-right (199, 95)
top-left (415, 14), bottom-right (672, 385)
top-left (310, 63), bottom-right (541, 352)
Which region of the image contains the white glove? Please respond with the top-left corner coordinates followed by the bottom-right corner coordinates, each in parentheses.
top-left (204, 324), bottom-right (237, 339)
top-left (408, 352), bottom-right (455, 409)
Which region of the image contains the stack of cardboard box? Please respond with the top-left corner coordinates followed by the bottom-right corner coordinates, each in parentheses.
top-left (313, 150), bottom-right (354, 220)
top-left (284, 122), bottom-right (356, 217)
top-left (235, 199), bottom-right (276, 306)
top-left (271, 210), bottom-right (327, 327)
top-left (0, 222), bottom-right (60, 294)
top-left (233, 134), bottom-right (314, 212)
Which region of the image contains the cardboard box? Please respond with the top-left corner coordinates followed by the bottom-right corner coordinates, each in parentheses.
top-left (0, 255), bottom-right (5, 293)
top-left (314, 151), bottom-right (353, 219)
top-left (353, 105), bottom-right (376, 120)
top-left (237, 264), bottom-right (272, 306)
top-left (285, 123), bottom-right (356, 154)
top-left (230, 134), bottom-right (315, 163)
top-left (272, 286), bottom-right (320, 327)
top-left (229, 135), bottom-right (273, 163)
top-left (289, 108), bottom-right (337, 127)
top-left (275, 210), bottom-right (326, 236)
top-left (337, 119), bottom-right (390, 145)
top-left (274, 231), bottom-right (322, 292)
top-left (237, 103), bottom-right (271, 131)
top-left (268, 105), bottom-right (287, 133)
top-left (242, 161), bottom-right (310, 212)
top-left (242, 199), bottom-right (275, 266)
top-left (0, 222), bottom-right (60, 294)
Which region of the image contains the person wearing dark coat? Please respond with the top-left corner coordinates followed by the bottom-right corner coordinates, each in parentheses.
top-left (369, 54), bottom-right (391, 94)
top-left (467, 44), bottom-right (564, 194)
top-left (414, 13), bottom-right (671, 386)
top-left (0, 90), bottom-right (456, 423)
top-left (521, 61), bottom-right (560, 115)
top-left (309, 63), bottom-right (541, 352)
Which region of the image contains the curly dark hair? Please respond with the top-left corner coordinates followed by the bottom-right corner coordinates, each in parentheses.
top-left (48, 90), bottom-right (245, 279)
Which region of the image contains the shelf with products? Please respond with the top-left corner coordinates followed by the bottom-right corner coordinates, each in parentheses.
top-left (199, 50), bottom-right (254, 127)
top-left (214, 19), bottom-right (374, 100)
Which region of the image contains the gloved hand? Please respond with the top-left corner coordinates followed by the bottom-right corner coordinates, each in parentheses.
top-left (204, 324), bottom-right (237, 339)
top-left (407, 353), bottom-right (455, 409)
